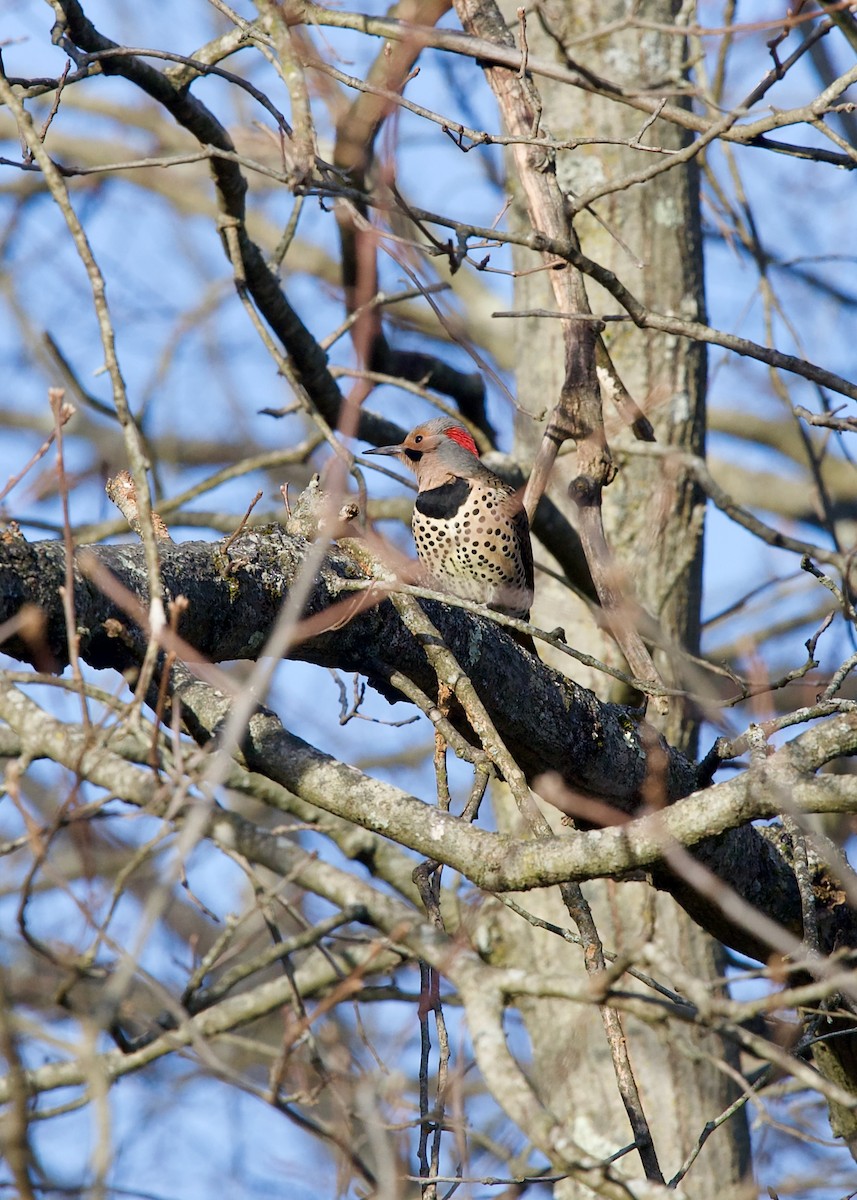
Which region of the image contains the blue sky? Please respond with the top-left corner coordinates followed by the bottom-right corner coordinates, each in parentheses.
top-left (2, 2), bottom-right (857, 1195)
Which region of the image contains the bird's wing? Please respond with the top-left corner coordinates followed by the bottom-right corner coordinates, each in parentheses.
top-left (512, 504), bottom-right (535, 594)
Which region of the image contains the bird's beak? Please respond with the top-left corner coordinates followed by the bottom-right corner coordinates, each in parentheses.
top-left (365, 443), bottom-right (405, 458)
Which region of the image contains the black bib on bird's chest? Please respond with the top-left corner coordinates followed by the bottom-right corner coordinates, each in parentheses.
top-left (414, 477), bottom-right (471, 520)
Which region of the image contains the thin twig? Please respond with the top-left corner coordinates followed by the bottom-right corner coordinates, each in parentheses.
top-left (0, 404), bottom-right (72, 505)
top-left (49, 388), bottom-right (90, 730)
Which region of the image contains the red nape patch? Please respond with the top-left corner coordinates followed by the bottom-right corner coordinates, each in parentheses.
top-left (444, 426), bottom-right (479, 456)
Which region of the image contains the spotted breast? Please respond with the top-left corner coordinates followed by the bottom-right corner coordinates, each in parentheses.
top-left (412, 475), bottom-right (532, 618)
top-left (366, 416), bottom-right (534, 625)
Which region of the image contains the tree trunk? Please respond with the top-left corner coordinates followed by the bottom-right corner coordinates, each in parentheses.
top-left (491, 1), bottom-right (752, 1191)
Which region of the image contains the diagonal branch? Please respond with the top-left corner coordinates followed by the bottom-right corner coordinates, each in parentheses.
top-left (450, 0), bottom-right (664, 705)
top-left (47, 0), bottom-right (403, 447)
top-left (2, 531), bottom-right (857, 962)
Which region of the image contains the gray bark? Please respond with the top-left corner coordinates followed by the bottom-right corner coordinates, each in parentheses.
top-left (498, 1), bottom-right (751, 1192)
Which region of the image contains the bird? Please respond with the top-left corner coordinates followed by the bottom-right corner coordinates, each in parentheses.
top-left (366, 416), bottom-right (536, 651)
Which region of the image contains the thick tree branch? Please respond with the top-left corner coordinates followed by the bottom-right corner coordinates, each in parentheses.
top-left (2, 530), bottom-right (856, 962)
top-left (0, 526), bottom-right (681, 797)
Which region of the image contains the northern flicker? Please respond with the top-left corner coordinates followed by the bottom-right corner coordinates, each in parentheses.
top-left (366, 417), bottom-right (535, 649)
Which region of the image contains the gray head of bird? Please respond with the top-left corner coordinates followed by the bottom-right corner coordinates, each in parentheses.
top-left (365, 417), bottom-right (480, 482)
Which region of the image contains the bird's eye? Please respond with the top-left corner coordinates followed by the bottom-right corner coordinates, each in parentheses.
top-left (414, 435), bottom-right (423, 444)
